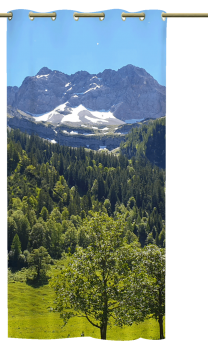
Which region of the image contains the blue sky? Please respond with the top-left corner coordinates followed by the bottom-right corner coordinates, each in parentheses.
top-left (7, 9), bottom-right (166, 87)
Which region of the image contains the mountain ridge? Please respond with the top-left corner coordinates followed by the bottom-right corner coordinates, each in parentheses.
top-left (7, 64), bottom-right (166, 121)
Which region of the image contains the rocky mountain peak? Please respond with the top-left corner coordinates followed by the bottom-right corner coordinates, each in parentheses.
top-left (36, 67), bottom-right (52, 76)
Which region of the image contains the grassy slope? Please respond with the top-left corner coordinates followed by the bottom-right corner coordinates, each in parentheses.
top-left (7, 266), bottom-right (166, 341)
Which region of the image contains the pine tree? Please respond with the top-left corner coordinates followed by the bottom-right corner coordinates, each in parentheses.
top-left (109, 184), bottom-right (117, 212)
top-left (87, 191), bottom-right (92, 210)
top-left (97, 176), bottom-right (105, 201)
top-left (11, 233), bottom-right (22, 257)
top-left (40, 206), bottom-right (49, 222)
top-left (59, 154), bottom-right (64, 176)
top-left (9, 234), bottom-right (22, 268)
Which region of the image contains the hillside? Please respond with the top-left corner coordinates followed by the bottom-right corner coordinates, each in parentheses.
top-left (7, 128), bottom-right (165, 256)
top-left (120, 117), bottom-right (166, 169)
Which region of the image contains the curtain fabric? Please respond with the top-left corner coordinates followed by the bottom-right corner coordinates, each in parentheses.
top-left (7, 9), bottom-right (166, 340)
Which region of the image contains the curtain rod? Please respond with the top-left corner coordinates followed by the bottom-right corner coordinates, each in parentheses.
top-left (1, 12), bottom-right (208, 21)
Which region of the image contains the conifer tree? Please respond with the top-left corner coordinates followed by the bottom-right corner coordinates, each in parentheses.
top-left (11, 233), bottom-right (22, 258)
top-left (9, 234), bottom-right (22, 268)
top-left (40, 206), bottom-right (49, 222)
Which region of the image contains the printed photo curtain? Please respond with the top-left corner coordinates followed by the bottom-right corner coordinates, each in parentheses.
top-left (7, 9), bottom-right (166, 340)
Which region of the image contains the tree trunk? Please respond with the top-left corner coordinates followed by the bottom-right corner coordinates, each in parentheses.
top-left (100, 269), bottom-right (108, 340)
top-left (159, 315), bottom-right (164, 339)
top-left (100, 323), bottom-right (107, 340)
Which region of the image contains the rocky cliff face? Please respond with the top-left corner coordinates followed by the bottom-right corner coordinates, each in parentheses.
top-left (7, 86), bottom-right (19, 106)
top-left (8, 65), bottom-right (166, 121)
top-left (7, 115), bottom-right (55, 140)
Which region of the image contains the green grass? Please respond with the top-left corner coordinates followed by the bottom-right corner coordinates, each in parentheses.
top-left (8, 268), bottom-right (165, 340)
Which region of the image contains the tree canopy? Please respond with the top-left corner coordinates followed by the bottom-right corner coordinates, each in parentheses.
top-left (51, 213), bottom-right (165, 339)
top-left (52, 211), bottom-right (133, 339)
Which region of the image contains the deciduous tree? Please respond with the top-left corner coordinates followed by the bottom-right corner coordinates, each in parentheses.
top-left (51, 211), bottom-right (130, 340)
top-left (122, 244), bottom-right (165, 339)
top-left (27, 246), bottom-right (51, 279)
top-left (143, 245), bottom-right (165, 339)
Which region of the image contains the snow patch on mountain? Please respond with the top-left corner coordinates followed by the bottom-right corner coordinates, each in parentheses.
top-left (32, 102), bottom-right (124, 126)
top-left (36, 74), bottom-right (49, 79)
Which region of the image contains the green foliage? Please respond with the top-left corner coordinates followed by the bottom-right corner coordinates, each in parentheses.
top-left (9, 210), bottom-right (30, 251)
top-left (61, 207), bottom-right (69, 221)
top-left (52, 236), bottom-right (165, 339)
top-left (77, 227), bottom-right (90, 248)
top-left (8, 272), bottom-right (165, 339)
top-left (8, 216), bottom-right (17, 251)
top-left (7, 141), bottom-right (20, 173)
top-left (51, 223), bottom-right (63, 259)
top-left (158, 227), bottom-right (165, 247)
top-left (27, 246), bottom-right (51, 280)
top-left (53, 176), bottom-right (68, 201)
top-left (11, 234), bottom-right (22, 256)
top-left (63, 222), bottom-right (78, 254)
top-left (120, 117), bottom-right (165, 169)
top-left (6, 124), bottom-right (166, 266)
top-left (80, 210), bottom-right (86, 219)
top-left (91, 179), bottom-right (98, 199)
top-left (29, 195), bottom-right (38, 209)
top-left (142, 245), bottom-right (165, 339)
top-left (127, 196), bottom-right (136, 209)
top-left (29, 222), bottom-right (46, 250)
top-left (50, 208), bottom-right (62, 223)
top-left (104, 198), bottom-right (111, 215)
top-left (7, 126), bottom-right (166, 340)
top-left (51, 211), bottom-right (130, 339)
top-left (120, 244), bottom-right (165, 339)
top-left (40, 206), bottom-right (49, 221)
top-left (11, 197), bottom-right (22, 210)
top-left (124, 230), bottom-right (138, 245)
top-left (8, 234), bottom-right (23, 268)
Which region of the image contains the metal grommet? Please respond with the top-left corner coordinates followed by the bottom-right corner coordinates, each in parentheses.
top-left (99, 16), bottom-right (105, 21)
top-left (121, 14), bottom-right (126, 21)
top-left (28, 12), bottom-right (34, 21)
top-left (161, 12), bottom-right (166, 21)
top-left (139, 14), bottom-right (145, 21)
top-left (73, 14), bottom-right (79, 21)
top-left (51, 12), bottom-right (57, 21)
top-left (8, 11), bottom-right (13, 21)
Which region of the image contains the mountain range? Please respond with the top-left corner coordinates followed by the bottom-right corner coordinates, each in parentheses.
top-left (6, 64), bottom-right (167, 121)
top-left (7, 64), bottom-right (166, 123)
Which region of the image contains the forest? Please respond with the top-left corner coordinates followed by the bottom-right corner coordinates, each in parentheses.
top-left (6, 118), bottom-right (166, 266)
top-left (7, 117), bottom-right (166, 340)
